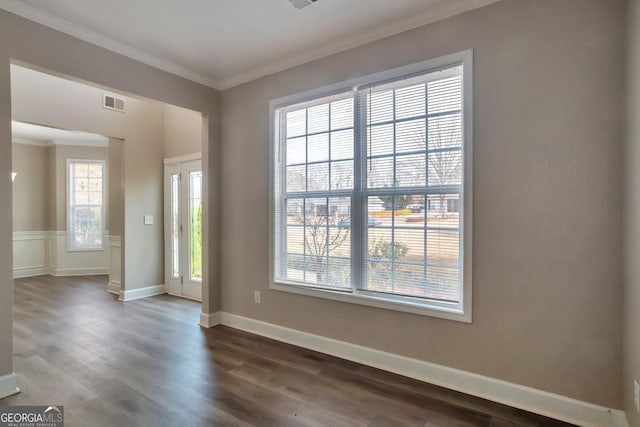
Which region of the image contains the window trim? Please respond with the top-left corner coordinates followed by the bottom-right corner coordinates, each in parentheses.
top-left (269, 50), bottom-right (473, 322)
top-left (67, 159), bottom-right (107, 252)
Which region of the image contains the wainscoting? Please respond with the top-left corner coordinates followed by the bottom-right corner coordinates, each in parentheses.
top-left (12, 231), bottom-right (48, 278)
top-left (13, 231), bottom-right (115, 280)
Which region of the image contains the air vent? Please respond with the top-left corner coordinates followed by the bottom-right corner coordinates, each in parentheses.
top-left (103, 93), bottom-right (125, 112)
top-left (288, 0), bottom-right (317, 9)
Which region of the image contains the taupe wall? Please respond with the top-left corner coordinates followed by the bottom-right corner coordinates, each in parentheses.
top-left (220, 0), bottom-right (624, 408)
top-left (163, 104), bottom-right (202, 159)
top-left (0, 9), bottom-right (220, 382)
top-left (625, 0), bottom-right (640, 424)
top-left (109, 139), bottom-right (124, 238)
top-left (11, 144), bottom-right (49, 232)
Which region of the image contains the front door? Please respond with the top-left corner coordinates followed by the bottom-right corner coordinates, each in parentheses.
top-left (164, 159), bottom-right (202, 301)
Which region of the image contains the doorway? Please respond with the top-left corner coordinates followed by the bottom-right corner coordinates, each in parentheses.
top-left (164, 158), bottom-right (203, 301)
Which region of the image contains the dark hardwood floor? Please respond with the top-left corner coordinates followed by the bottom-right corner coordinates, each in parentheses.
top-left (2, 275), bottom-right (574, 426)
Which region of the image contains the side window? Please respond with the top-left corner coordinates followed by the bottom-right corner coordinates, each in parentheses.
top-left (68, 160), bottom-right (105, 250)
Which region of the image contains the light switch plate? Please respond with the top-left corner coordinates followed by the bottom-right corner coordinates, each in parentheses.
top-left (144, 215), bottom-right (154, 225)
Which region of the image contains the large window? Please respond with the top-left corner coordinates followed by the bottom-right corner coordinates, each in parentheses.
top-left (271, 51), bottom-right (472, 321)
top-left (68, 159), bottom-right (106, 251)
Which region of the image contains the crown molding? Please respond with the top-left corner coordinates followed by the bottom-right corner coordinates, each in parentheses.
top-left (13, 138), bottom-right (109, 148)
top-left (0, 0), bottom-right (221, 89)
top-left (51, 139), bottom-right (109, 148)
top-left (216, 0), bottom-right (501, 89)
top-left (0, 0), bottom-right (500, 91)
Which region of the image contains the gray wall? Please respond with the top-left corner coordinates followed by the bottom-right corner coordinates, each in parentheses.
top-left (625, 0), bottom-right (640, 424)
top-left (0, 48), bottom-right (12, 383)
top-left (11, 144), bottom-right (49, 232)
top-left (220, 0), bottom-right (624, 408)
top-left (0, 9), bottom-right (220, 383)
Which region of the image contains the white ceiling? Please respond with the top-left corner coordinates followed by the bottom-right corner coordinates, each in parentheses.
top-left (12, 121), bottom-right (109, 147)
top-left (0, 0), bottom-right (498, 90)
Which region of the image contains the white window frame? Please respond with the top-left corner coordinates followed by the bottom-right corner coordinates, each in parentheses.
top-left (67, 159), bottom-right (107, 252)
top-left (269, 50), bottom-right (473, 322)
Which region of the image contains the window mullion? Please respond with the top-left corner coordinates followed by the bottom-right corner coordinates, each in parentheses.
top-left (276, 111), bottom-right (286, 279)
top-left (352, 91), bottom-right (367, 293)
top-left (425, 78), bottom-right (430, 293)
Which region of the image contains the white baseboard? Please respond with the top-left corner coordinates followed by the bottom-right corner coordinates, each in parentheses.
top-left (12, 267), bottom-right (48, 279)
top-left (107, 281), bottom-right (121, 295)
top-left (203, 312), bottom-right (626, 427)
top-left (0, 373), bottom-right (20, 399)
top-left (118, 285), bottom-right (166, 302)
top-left (50, 267), bottom-right (109, 276)
top-left (199, 311), bottom-right (222, 328)
top-left (13, 267), bottom-right (109, 278)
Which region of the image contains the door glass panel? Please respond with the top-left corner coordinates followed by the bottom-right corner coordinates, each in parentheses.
top-left (171, 173), bottom-right (180, 278)
top-left (189, 171), bottom-right (203, 281)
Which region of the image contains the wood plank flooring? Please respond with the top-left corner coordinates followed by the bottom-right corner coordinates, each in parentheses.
top-left (2, 275), bottom-right (574, 426)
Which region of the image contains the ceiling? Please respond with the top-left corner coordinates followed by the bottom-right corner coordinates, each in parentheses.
top-left (0, 0), bottom-right (498, 90)
top-left (12, 121), bottom-right (109, 147)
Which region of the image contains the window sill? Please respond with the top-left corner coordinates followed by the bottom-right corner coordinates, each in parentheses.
top-left (270, 281), bottom-right (471, 323)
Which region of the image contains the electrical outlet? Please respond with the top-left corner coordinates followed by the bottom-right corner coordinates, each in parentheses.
top-left (254, 291), bottom-right (261, 304)
top-left (635, 380), bottom-right (639, 413)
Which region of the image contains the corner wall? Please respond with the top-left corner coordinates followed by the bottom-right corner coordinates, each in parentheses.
top-left (0, 53), bottom-right (14, 385)
top-left (625, 0), bottom-right (640, 425)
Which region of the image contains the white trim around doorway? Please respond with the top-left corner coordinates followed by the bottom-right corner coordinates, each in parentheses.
top-left (163, 152), bottom-right (201, 165)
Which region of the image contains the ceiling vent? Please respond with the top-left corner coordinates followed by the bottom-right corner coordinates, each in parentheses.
top-left (288, 0), bottom-right (317, 9)
top-left (103, 93), bottom-right (125, 112)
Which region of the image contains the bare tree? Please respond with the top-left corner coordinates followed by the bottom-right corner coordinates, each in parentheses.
top-left (427, 117), bottom-right (461, 217)
top-left (396, 116), bottom-right (461, 217)
top-left (286, 163), bottom-right (352, 284)
top-left (365, 124), bottom-right (461, 218)
top-left (305, 214), bottom-right (349, 283)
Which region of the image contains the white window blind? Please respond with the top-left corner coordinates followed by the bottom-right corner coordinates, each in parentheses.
top-left (274, 93), bottom-right (355, 290)
top-left (272, 51), bottom-right (471, 319)
top-left (361, 67), bottom-right (463, 303)
top-left (68, 160), bottom-right (105, 250)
